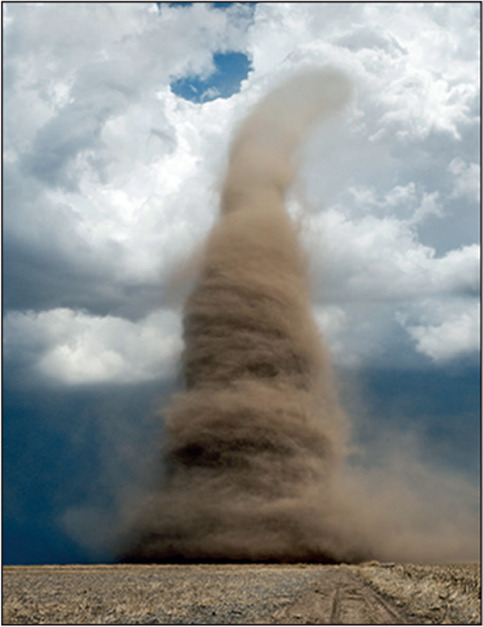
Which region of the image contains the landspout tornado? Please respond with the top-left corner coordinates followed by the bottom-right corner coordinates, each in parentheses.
top-left (122, 68), bottom-right (368, 563)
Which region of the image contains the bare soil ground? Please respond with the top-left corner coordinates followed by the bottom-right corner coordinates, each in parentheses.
top-left (3, 562), bottom-right (480, 625)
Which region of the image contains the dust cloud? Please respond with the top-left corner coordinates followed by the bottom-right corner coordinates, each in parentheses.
top-left (119, 68), bottom-right (479, 564)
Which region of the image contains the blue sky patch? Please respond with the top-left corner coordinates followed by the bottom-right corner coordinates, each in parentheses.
top-left (160, 2), bottom-right (193, 9)
top-left (171, 51), bottom-right (252, 102)
top-left (160, 2), bottom-right (241, 9)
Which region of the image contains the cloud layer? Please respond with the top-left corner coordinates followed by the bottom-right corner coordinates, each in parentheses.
top-left (4, 3), bottom-right (479, 387)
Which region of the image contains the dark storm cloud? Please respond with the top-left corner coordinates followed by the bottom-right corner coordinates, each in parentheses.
top-left (3, 374), bottom-right (171, 564)
top-left (3, 236), bottom-right (163, 321)
top-left (4, 359), bottom-right (478, 565)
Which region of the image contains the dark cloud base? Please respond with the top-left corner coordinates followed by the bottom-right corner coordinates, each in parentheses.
top-left (3, 240), bottom-right (164, 321)
top-left (3, 378), bottom-right (170, 565)
top-left (338, 363), bottom-right (480, 478)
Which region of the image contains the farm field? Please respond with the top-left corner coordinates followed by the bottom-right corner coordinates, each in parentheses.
top-left (3, 562), bottom-right (480, 625)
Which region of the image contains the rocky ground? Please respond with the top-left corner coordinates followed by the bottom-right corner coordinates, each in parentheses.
top-left (3, 562), bottom-right (480, 624)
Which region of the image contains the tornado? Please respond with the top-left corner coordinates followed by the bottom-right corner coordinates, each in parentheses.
top-left (121, 68), bottom-right (370, 563)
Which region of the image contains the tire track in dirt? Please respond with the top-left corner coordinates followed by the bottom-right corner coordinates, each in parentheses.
top-left (267, 566), bottom-right (411, 624)
top-left (329, 584), bottom-right (341, 623)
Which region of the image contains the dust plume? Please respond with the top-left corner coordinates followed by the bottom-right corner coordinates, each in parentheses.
top-left (119, 68), bottom-right (369, 563)
top-left (118, 68), bottom-right (479, 564)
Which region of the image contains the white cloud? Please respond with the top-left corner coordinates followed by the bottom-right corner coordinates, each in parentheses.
top-left (448, 158), bottom-right (480, 202)
top-left (399, 299), bottom-right (480, 362)
top-left (308, 209), bottom-right (478, 302)
top-left (4, 3), bottom-right (480, 384)
top-left (306, 211), bottom-right (478, 367)
top-left (4, 308), bottom-right (182, 385)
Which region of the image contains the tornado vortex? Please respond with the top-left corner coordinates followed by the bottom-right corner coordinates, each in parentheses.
top-left (121, 68), bottom-right (371, 563)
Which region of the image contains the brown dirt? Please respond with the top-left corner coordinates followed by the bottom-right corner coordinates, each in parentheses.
top-left (2, 562), bottom-right (480, 624)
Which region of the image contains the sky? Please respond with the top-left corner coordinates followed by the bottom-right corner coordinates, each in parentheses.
top-left (3, 2), bottom-right (480, 564)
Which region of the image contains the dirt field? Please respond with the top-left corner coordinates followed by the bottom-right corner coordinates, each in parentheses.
top-left (3, 562), bottom-right (480, 625)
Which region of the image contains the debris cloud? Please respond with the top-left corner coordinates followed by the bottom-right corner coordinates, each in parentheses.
top-left (119, 68), bottom-right (479, 564)
top-left (120, 68), bottom-right (364, 562)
